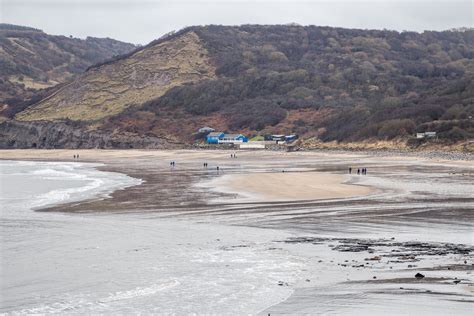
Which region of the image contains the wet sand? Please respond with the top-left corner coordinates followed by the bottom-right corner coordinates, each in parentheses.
top-left (208, 171), bottom-right (374, 201)
top-left (1, 149), bottom-right (473, 314)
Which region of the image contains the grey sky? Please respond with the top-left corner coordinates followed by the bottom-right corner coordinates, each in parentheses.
top-left (1, 0), bottom-right (472, 45)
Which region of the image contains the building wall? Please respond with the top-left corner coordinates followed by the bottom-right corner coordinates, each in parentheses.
top-left (207, 137), bottom-right (221, 144)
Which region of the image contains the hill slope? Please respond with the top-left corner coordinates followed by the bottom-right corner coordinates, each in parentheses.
top-left (16, 31), bottom-right (215, 121)
top-left (0, 24), bottom-right (136, 116)
top-left (6, 25), bottom-right (474, 147)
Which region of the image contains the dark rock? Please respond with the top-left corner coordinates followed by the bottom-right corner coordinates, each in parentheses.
top-left (415, 273), bottom-right (425, 279)
top-left (0, 120), bottom-right (180, 149)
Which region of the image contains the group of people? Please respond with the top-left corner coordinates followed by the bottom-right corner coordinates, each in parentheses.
top-left (169, 161), bottom-right (220, 171)
top-left (73, 154), bottom-right (80, 159)
top-left (349, 167), bottom-right (368, 175)
top-left (230, 153), bottom-right (237, 158)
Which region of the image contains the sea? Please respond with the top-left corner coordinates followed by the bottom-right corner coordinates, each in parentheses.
top-left (0, 160), bottom-right (302, 314)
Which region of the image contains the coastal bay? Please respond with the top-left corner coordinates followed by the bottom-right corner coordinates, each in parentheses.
top-left (1, 149), bottom-right (473, 314)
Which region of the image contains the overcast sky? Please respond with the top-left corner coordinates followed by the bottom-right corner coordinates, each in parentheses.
top-left (1, 0), bottom-right (472, 45)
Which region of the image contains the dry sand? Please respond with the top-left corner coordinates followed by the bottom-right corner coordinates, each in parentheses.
top-left (212, 171), bottom-right (374, 201)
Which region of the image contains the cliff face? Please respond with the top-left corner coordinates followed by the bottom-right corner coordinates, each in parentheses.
top-left (0, 24), bottom-right (136, 116)
top-left (0, 120), bottom-right (181, 149)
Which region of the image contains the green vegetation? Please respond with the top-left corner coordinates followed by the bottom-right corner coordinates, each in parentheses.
top-left (250, 135), bottom-right (264, 141)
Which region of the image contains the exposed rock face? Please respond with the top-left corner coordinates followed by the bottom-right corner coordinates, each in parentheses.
top-left (16, 31), bottom-right (216, 121)
top-left (0, 120), bottom-right (181, 149)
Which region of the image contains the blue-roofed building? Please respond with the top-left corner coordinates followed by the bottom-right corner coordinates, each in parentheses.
top-left (206, 132), bottom-right (225, 144)
top-left (219, 134), bottom-right (248, 144)
top-left (285, 134), bottom-right (298, 143)
top-left (206, 132), bottom-right (248, 144)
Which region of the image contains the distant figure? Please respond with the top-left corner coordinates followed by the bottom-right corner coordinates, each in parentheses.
top-left (357, 168), bottom-right (360, 175)
top-left (230, 154), bottom-right (233, 158)
top-left (73, 155), bottom-right (76, 159)
top-left (364, 168), bottom-right (368, 175)
top-left (217, 166), bottom-right (220, 171)
top-left (349, 167), bottom-right (352, 174)
top-left (77, 154), bottom-right (79, 159)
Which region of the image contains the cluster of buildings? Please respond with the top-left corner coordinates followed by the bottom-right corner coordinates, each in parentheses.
top-left (197, 127), bottom-right (297, 146)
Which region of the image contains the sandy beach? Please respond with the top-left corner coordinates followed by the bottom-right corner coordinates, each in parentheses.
top-left (1, 148), bottom-right (473, 314)
top-left (208, 171), bottom-right (374, 201)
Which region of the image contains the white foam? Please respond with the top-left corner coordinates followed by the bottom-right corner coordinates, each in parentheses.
top-left (0, 160), bottom-right (142, 212)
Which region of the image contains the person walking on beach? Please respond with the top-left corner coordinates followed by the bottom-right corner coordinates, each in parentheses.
top-left (349, 167), bottom-right (352, 174)
top-left (357, 168), bottom-right (360, 175)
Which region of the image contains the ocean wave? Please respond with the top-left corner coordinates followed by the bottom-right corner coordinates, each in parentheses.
top-left (1, 160), bottom-right (142, 212)
top-left (11, 281), bottom-right (180, 315)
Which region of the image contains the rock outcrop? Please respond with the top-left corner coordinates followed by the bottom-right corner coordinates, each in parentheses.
top-left (0, 120), bottom-right (182, 149)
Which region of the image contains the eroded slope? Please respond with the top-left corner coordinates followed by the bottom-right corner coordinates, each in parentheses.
top-left (16, 31), bottom-right (216, 121)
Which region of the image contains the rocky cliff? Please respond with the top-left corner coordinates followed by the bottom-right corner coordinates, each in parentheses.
top-left (0, 120), bottom-right (182, 149)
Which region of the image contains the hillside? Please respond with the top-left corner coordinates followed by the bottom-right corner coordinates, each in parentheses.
top-left (4, 25), bottom-right (474, 148)
top-left (0, 24), bottom-right (136, 117)
top-left (16, 31), bottom-right (216, 121)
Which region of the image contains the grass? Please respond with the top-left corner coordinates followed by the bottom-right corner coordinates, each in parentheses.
top-left (16, 32), bottom-right (216, 122)
top-left (250, 135), bottom-right (264, 141)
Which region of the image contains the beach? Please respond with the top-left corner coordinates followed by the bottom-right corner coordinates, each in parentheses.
top-left (0, 149), bottom-right (473, 314)
top-left (208, 171), bottom-right (374, 201)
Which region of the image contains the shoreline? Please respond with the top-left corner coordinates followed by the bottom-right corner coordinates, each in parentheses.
top-left (1, 149), bottom-right (473, 314)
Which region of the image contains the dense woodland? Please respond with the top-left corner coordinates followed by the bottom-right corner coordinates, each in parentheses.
top-left (0, 24), bottom-right (135, 115)
top-left (112, 25), bottom-right (473, 143)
